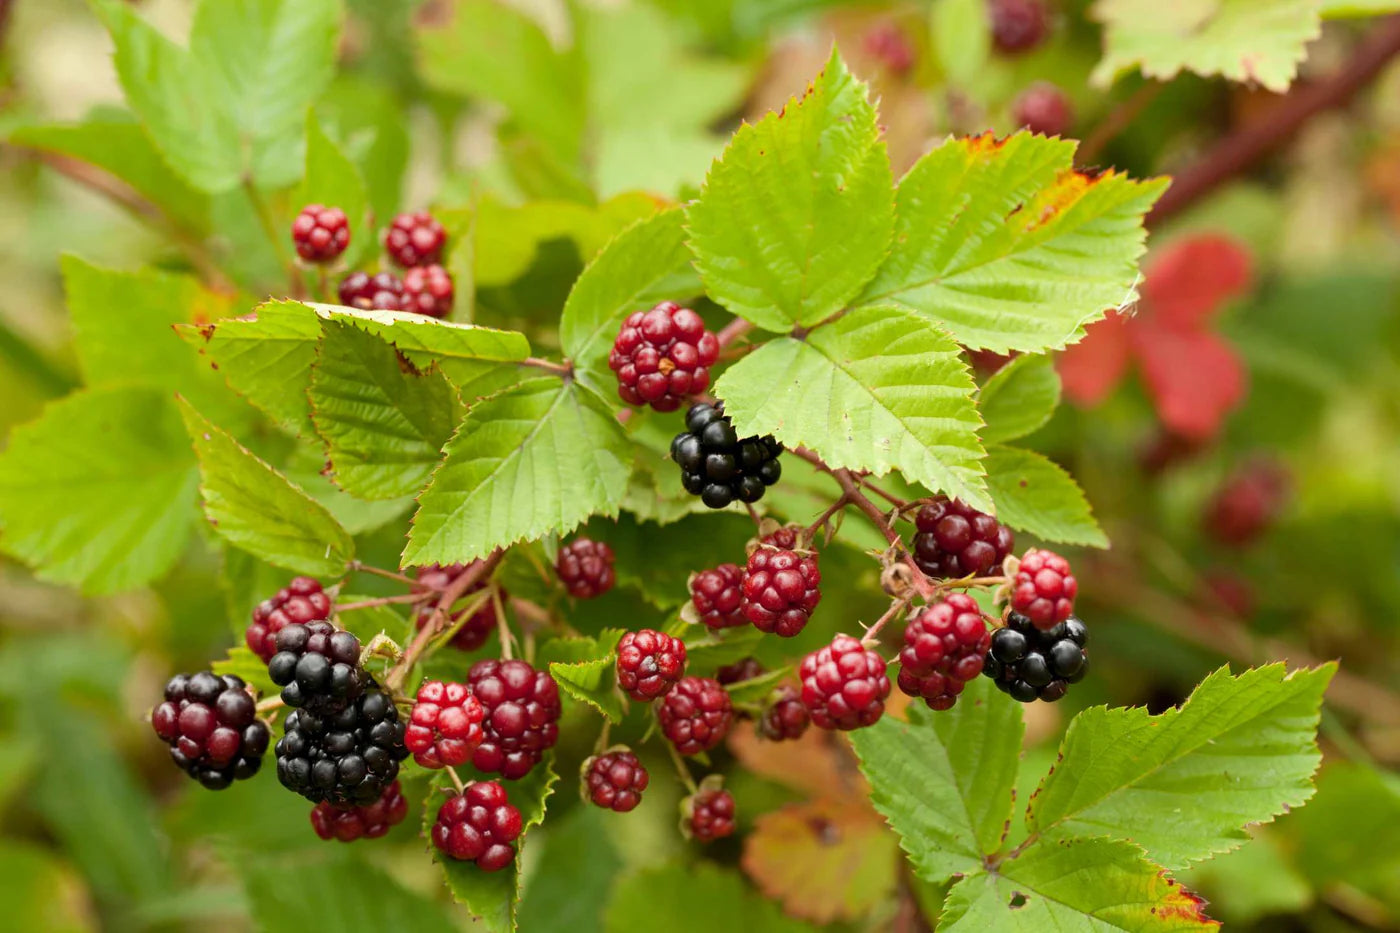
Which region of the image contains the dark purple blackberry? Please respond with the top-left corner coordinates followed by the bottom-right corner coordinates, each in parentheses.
top-left (671, 403), bottom-right (783, 509)
top-left (983, 612), bottom-right (1089, 703)
top-left (468, 659), bottom-right (562, 779)
top-left (911, 496), bottom-right (1015, 579)
top-left (759, 685), bottom-right (810, 741)
top-left (266, 621), bottom-right (365, 713)
top-left (151, 672), bottom-right (269, 789)
top-left (274, 684), bottom-right (409, 806)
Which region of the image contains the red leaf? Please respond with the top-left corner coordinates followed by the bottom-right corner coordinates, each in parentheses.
top-left (1133, 323), bottom-right (1246, 440)
top-left (1140, 234), bottom-right (1253, 330)
top-left (1057, 312), bottom-right (1132, 405)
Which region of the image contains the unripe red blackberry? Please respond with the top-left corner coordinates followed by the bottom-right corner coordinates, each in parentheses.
top-left (608, 301), bottom-right (719, 412)
top-left (402, 263), bottom-right (454, 318)
top-left (275, 685), bottom-right (409, 805)
top-left (1203, 460), bottom-right (1290, 547)
top-left (468, 659), bottom-right (561, 779)
top-left (555, 538), bottom-right (615, 599)
top-left (742, 546), bottom-right (821, 637)
top-left (246, 576), bottom-right (332, 662)
top-left (911, 496), bottom-right (1014, 579)
top-left (1011, 548), bottom-right (1077, 629)
top-left (758, 525), bottom-right (802, 549)
top-left (863, 21), bottom-right (915, 74)
top-left (716, 657), bottom-right (764, 686)
top-left (431, 781), bottom-right (522, 871)
top-left (657, 676), bottom-right (733, 756)
top-left (689, 563), bottom-right (746, 630)
top-left (759, 685), bottom-right (810, 741)
top-left (1014, 82), bottom-right (1073, 137)
top-left (412, 561), bottom-right (502, 653)
top-left (292, 204), bottom-right (350, 263)
top-left (310, 780), bottom-right (408, 842)
top-left (615, 629), bottom-right (687, 701)
top-left (989, 0), bottom-right (1048, 54)
top-left (266, 621), bottom-right (366, 713)
top-left (897, 595), bottom-right (990, 711)
top-left (672, 403), bottom-right (783, 508)
top-left (151, 672), bottom-right (269, 789)
top-left (385, 211), bottom-right (446, 268)
top-left (405, 680), bottom-right (485, 769)
top-left (685, 785), bottom-right (736, 842)
top-left (984, 612), bottom-right (1088, 702)
top-left (338, 271), bottom-right (404, 311)
top-left (584, 749), bottom-right (649, 813)
top-left (799, 635), bottom-right (891, 731)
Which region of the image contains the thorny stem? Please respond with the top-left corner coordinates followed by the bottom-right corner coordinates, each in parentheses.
top-left (446, 765), bottom-right (466, 795)
top-left (715, 317), bottom-right (754, 348)
top-left (860, 480), bottom-right (908, 510)
top-left (387, 550), bottom-right (504, 691)
top-left (861, 597), bottom-right (912, 646)
top-left (336, 592), bottom-right (432, 612)
top-left (521, 356), bottom-right (573, 377)
top-left (804, 493), bottom-right (851, 539)
top-left (351, 561), bottom-right (421, 588)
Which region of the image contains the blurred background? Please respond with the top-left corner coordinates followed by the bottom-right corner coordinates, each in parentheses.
top-left (1, 0), bottom-right (1399, 930)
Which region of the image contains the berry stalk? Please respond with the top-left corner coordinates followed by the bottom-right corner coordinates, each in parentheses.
top-left (387, 550), bottom-right (505, 691)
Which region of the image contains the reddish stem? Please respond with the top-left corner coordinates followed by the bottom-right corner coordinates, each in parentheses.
top-left (386, 550), bottom-right (504, 690)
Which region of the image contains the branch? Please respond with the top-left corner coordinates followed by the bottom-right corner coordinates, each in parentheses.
top-left (385, 550), bottom-right (504, 690)
top-left (715, 317), bottom-right (754, 348)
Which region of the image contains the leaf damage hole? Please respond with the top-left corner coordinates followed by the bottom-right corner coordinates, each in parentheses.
top-left (1008, 892), bottom-right (1028, 909)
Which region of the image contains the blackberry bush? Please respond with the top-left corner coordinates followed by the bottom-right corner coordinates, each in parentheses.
top-left (671, 403), bottom-right (783, 509)
top-left (151, 672), bottom-right (269, 789)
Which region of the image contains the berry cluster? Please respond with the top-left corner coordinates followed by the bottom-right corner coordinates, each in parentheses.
top-left (584, 749), bottom-right (649, 813)
top-left (431, 782), bottom-right (522, 871)
top-left (556, 537), bottom-right (616, 599)
top-left (689, 563), bottom-right (746, 629)
top-left (897, 595), bottom-right (990, 711)
top-left (658, 676), bottom-right (733, 756)
top-left (1010, 549), bottom-right (1077, 628)
top-left (616, 629), bottom-right (687, 702)
top-left (759, 685), bottom-right (810, 741)
top-left (468, 659), bottom-right (562, 779)
top-left (984, 614), bottom-right (1089, 703)
top-left (294, 205), bottom-right (453, 317)
top-left (246, 576), bottom-right (331, 662)
top-left (685, 785), bottom-right (736, 842)
top-left (672, 403), bottom-right (783, 509)
top-left (291, 204), bottom-right (350, 263)
top-left (267, 621), bottom-right (366, 712)
top-left (799, 635), bottom-right (891, 731)
top-left (310, 781), bottom-right (408, 842)
top-left (405, 680), bottom-right (485, 769)
top-left (912, 497), bottom-right (1015, 579)
top-left (275, 687), bottom-right (409, 806)
top-left (151, 672), bottom-right (269, 790)
top-left (609, 302), bottom-right (720, 412)
top-left (742, 545), bottom-right (821, 637)
top-left (412, 561), bottom-right (501, 652)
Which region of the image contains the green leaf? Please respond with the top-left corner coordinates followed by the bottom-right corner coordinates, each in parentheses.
top-left (295, 113), bottom-right (372, 268)
top-left (309, 320), bottom-right (463, 500)
top-left (605, 862), bottom-right (818, 933)
top-left (985, 445), bottom-right (1107, 547)
top-left (683, 628), bottom-right (766, 672)
top-left (1091, 0), bottom-right (1320, 93)
top-left (0, 387), bottom-right (196, 594)
top-left (1028, 663), bottom-right (1335, 870)
top-left (425, 758), bottom-right (559, 933)
top-left (1289, 762), bottom-right (1400, 910)
top-left (211, 646), bottom-right (279, 699)
top-left (518, 808), bottom-right (623, 933)
top-left (714, 305), bottom-right (989, 511)
top-left (240, 850), bottom-right (457, 933)
top-left (0, 842), bottom-right (93, 933)
top-left (932, 0), bottom-right (991, 87)
top-left (405, 379), bottom-right (631, 567)
top-left (977, 354), bottom-right (1060, 444)
top-left (722, 667), bottom-right (790, 704)
top-left (180, 398), bottom-right (354, 576)
top-left (686, 49), bottom-right (894, 332)
top-left (939, 838), bottom-right (1218, 931)
top-left (559, 208), bottom-right (701, 381)
top-left (856, 132), bottom-right (1167, 353)
top-left (850, 679), bottom-right (1024, 883)
top-left (550, 657), bottom-right (625, 722)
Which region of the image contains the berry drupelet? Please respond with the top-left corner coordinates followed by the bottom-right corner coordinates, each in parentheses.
top-left (609, 301), bottom-right (720, 412)
top-left (615, 629), bottom-right (687, 702)
top-left (555, 538), bottom-right (616, 599)
top-left (275, 685), bottom-right (409, 806)
top-left (657, 676), bottom-right (733, 756)
top-left (338, 271), bottom-right (404, 311)
top-left (292, 204), bottom-right (350, 263)
top-left (799, 635), bottom-right (891, 731)
top-left (431, 782), bottom-right (522, 871)
top-left (689, 563), bottom-right (747, 630)
top-left (911, 496), bottom-right (1015, 579)
top-left (151, 672), bottom-right (269, 790)
top-left (468, 659), bottom-right (562, 779)
top-left (401, 264), bottom-right (454, 318)
top-left (310, 780), bottom-right (408, 842)
top-left (246, 576), bottom-right (332, 662)
top-left (412, 561), bottom-right (501, 653)
top-left (385, 211), bottom-right (447, 268)
top-left (984, 613), bottom-right (1089, 702)
top-left (404, 680), bottom-right (485, 769)
top-left (897, 595), bottom-right (990, 711)
top-left (584, 749), bottom-right (649, 813)
top-left (686, 786), bottom-right (736, 842)
top-left (672, 403), bottom-right (783, 509)
top-left (741, 545), bottom-right (821, 637)
top-left (266, 621), bottom-right (366, 713)
top-left (1010, 548), bottom-right (1077, 629)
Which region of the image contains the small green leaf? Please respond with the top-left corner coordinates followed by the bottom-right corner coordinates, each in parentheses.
top-left (686, 49), bottom-right (894, 332)
top-left (605, 862), bottom-right (818, 933)
top-left (856, 132), bottom-right (1167, 353)
top-left (405, 379), bottom-right (631, 567)
top-left (1322, 0), bottom-right (1400, 15)
top-left (0, 387), bottom-right (196, 594)
top-left (985, 445), bottom-right (1107, 547)
top-left (180, 399), bottom-right (354, 576)
top-left (850, 679), bottom-right (1024, 883)
top-left (683, 628), bottom-right (766, 673)
top-left (295, 113), bottom-right (372, 268)
top-left (932, 0), bottom-right (991, 87)
top-left (977, 354), bottom-right (1060, 444)
top-left (537, 630), bottom-right (626, 667)
top-left (723, 667), bottom-right (790, 704)
top-left (714, 305), bottom-right (989, 511)
top-left (309, 320), bottom-right (463, 500)
top-left (550, 657), bottom-right (625, 723)
top-left (518, 808), bottom-right (623, 933)
top-left (1028, 663), bottom-right (1335, 869)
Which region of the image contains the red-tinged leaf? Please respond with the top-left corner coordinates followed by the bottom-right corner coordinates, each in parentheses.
top-left (1133, 323), bottom-right (1246, 441)
top-left (1140, 234), bottom-right (1253, 330)
top-left (1057, 312), bottom-right (1131, 405)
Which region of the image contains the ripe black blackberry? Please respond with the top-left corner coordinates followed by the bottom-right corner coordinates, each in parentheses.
top-left (275, 684), bottom-right (409, 806)
top-left (338, 271), bottom-right (404, 311)
top-left (246, 576), bottom-right (332, 662)
top-left (799, 635), bottom-right (891, 731)
top-left (615, 628), bottom-right (687, 701)
top-left (983, 612), bottom-right (1089, 703)
top-left (385, 211), bottom-right (447, 268)
top-left (658, 676), bottom-right (733, 756)
top-left (671, 403), bottom-right (782, 509)
top-left (310, 780), bottom-right (408, 842)
top-left (291, 204), bottom-right (349, 263)
top-left (911, 496), bottom-right (1015, 579)
top-left (608, 301), bottom-right (720, 412)
top-left (151, 672), bottom-right (269, 789)
top-left (468, 659), bottom-right (562, 779)
top-left (689, 563), bottom-right (746, 630)
top-left (584, 749), bottom-right (649, 813)
top-left (431, 781), bottom-right (522, 870)
top-left (412, 561), bottom-right (502, 652)
top-left (267, 621), bottom-right (366, 713)
top-left (402, 264), bottom-right (454, 318)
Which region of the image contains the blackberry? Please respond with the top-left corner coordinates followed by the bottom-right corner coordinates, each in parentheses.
top-left (799, 635), bottom-right (891, 731)
top-left (911, 496), bottom-right (1015, 579)
top-left (716, 657), bottom-right (764, 686)
top-left (468, 659), bottom-right (561, 779)
top-left (759, 685), bottom-right (810, 741)
top-left (863, 21), bottom-right (915, 75)
top-left (266, 621), bottom-right (366, 713)
top-left (338, 271), bottom-right (404, 311)
top-left (412, 561), bottom-right (501, 653)
top-left (431, 781), bottom-right (522, 871)
top-left (741, 545), bottom-right (820, 637)
top-left (608, 301), bottom-right (720, 412)
top-left (401, 263), bottom-right (454, 318)
top-left (556, 538), bottom-right (615, 599)
top-left (310, 780), bottom-right (408, 842)
top-left (685, 785), bottom-right (736, 842)
top-left (984, 612), bottom-right (1089, 702)
top-left (1014, 82), bottom-right (1073, 137)
top-left (897, 595), bottom-right (990, 711)
top-left (1203, 460), bottom-right (1290, 547)
top-left (759, 525), bottom-right (802, 549)
top-left (405, 680), bottom-right (485, 769)
top-left (671, 403), bottom-right (783, 509)
top-left (657, 676), bottom-right (733, 756)
top-left (990, 0), bottom-right (1048, 54)
top-left (151, 672), bottom-right (269, 790)
top-left (275, 685), bottom-right (409, 806)
top-left (246, 576), bottom-right (332, 662)
top-left (584, 749), bottom-right (649, 813)
top-left (1010, 548), bottom-right (1077, 629)
top-left (291, 204), bottom-right (350, 263)
top-left (616, 629), bottom-right (687, 702)
top-left (385, 211), bottom-right (447, 268)
top-left (689, 563), bottom-right (746, 630)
